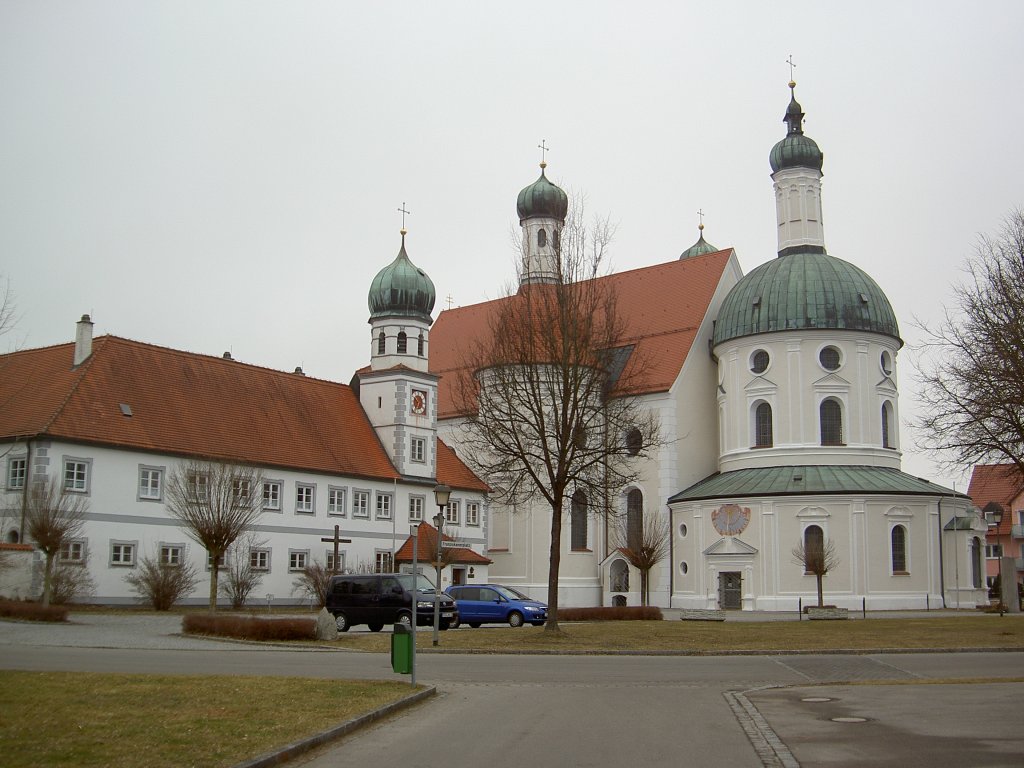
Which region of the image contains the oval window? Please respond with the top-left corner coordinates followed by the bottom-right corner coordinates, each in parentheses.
top-left (679, 561), bottom-right (689, 576)
top-left (880, 350), bottom-right (893, 376)
top-left (750, 349), bottom-right (770, 374)
top-left (679, 523), bottom-right (688, 538)
top-left (819, 346), bottom-right (841, 371)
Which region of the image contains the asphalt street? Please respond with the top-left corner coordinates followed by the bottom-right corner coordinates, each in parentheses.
top-left (3, 613), bottom-right (1024, 767)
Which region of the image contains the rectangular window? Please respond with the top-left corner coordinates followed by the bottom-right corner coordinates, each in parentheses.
top-left (263, 481), bottom-right (282, 511)
top-left (138, 466), bottom-right (163, 500)
top-left (110, 542), bottom-right (136, 567)
top-left (986, 544), bottom-right (1003, 559)
top-left (160, 544), bottom-right (183, 566)
top-left (409, 496), bottom-right (424, 522)
top-left (250, 548), bottom-right (270, 571)
top-left (328, 486), bottom-right (347, 516)
top-left (232, 478), bottom-right (252, 504)
top-left (187, 471), bottom-right (209, 500)
top-left (288, 550), bottom-right (309, 572)
top-left (375, 493), bottom-right (392, 520)
top-left (7, 457), bottom-right (26, 490)
top-left (375, 550), bottom-right (394, 573)
top-left (466, 502), bottom-right (480, 526)
top-left (353, 490), bottom-right (369, 518)
top-left (445, 500), bottom-right (460, 525)
top-left (60, 539), bottom-right (86, 564)
top-left (296, 483), bottom-right (315, 514)
top-left (410, 436), bottom-right (425, 463)
top-left (63, 458), bottom-right (90, 493)
top-left (326, 550), bottom-right (346, 572)
top-left (206, 552), bottom-right (227, 570)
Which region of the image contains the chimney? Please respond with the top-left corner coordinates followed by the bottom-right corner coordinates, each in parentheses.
top-left (74, 314), bottom-right (94, 367)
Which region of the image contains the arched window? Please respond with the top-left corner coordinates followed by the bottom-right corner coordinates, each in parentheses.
top-left (377, 331), bottom-right (386, 355)
top-left (626, 489), bottom-right (643, 551)
top-left (754, 402), bottom-right (773, 448)
top-left (552, 229), bottom-right (560, 250)
top-left (571, 490), bottom-right (588, 551)
top-left (891, 525), bottom-right (907, 573)
top-left (970, 536), bottom-right (983, 588)
top-left (417, 332), bottom-right (425, 357)
top-left (610, 559), bottom-right (629, 592)
top-left (882, 401), bottom-right (894, 448)
top-left (538, 228), bottom-right (547, 248)
top-left (625, 427), bottom-right (642, 456)
top-left (802, 525), bottom-right (824, 573)
top-left (397, 331), bottom-right (407, 354)
top-left (820, 399), bottom-right (843, 445)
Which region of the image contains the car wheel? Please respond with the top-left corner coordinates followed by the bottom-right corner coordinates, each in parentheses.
top-left (368, 623), bottom-right (384, 632)
top-left (449, 616), bottom-right (461, 629)
top-left (508, 611), bottom-right (524, 628)
top-left (335, 613), bottom-right (350, 633)
top-left (395, 611), bottom-right (413, 628)
top-left (468, 622), bottom-right (481, 628)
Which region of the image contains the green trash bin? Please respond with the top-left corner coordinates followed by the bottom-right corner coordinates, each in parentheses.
top-left (391, 623), bottom-right (413, 674)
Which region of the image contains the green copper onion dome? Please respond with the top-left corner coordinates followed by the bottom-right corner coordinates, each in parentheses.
top-left (712, 251), bottom-right (900, 347)
top-left (769, 82), bottom-right (824, 173)
top-left (368, 231), bottom-right (436, 323)
top-left (516, 163), bottom-right (568, 222)
top-left (679, 224), bottom-right (718, 260)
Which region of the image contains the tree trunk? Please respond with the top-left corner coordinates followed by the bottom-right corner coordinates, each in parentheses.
top-left (640, 568), bottom-right (649, 607)
top-left (209, 556), bottom-right (219, 613)
top-left (544, 500), bottom-right (563, 632)
top-left (816, 574), bottom-right (824, 607)
top-left (41, 552), bottom-right (54, 608)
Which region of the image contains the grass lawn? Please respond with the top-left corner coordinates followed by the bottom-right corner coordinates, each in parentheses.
top-left (0, 671), bottom-right (418, 768)
top-left (329, 615), bottom-right (1024, 653)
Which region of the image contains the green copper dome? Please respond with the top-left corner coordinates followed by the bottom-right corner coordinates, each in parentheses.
top-left (769, 83), bottom-right (824, 173)
top-left (368, 233), bottom-right (436, 323)
top-left (712, 251), bottom-right (901, 347)
top-left (679, 227), bottom-right (718, 260)
top-left (516, 164), bottom-right (568, 222)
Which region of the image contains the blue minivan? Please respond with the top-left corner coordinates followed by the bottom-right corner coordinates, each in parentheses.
top-left (445, 584), bottom-right (547, 628)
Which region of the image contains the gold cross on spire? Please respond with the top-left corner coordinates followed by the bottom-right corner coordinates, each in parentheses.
top-left (538, 139), bottom-right (549, 168)
top-left (697, 208), bottom-right (705, 231)
top-left (397, 202), bottom-right (410, 234)
top-left (786, 54), bottom-right (796, 84)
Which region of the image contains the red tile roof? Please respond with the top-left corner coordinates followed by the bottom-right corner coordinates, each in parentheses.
top-left (393, 521), bottom-right (492, 565)
top-left (428, 249), bottom-right (734, 418)
top-left (0, 336), bottom-right (483, 490)
top-left (967, 464), bottom-right (1023, 536)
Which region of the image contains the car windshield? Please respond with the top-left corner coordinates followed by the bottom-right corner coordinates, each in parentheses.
top-left (394, 573), bottom-right (436, 592)
top-left (495, 585), bottom-right (532, 601)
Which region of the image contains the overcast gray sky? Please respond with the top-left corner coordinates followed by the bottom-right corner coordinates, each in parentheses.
top-left (2, 1), bottom-right (1022, 489)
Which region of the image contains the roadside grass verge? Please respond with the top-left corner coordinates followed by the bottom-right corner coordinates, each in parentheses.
top-left (0, 671), bottom-right (417, 768)
top-left (328, 615), bottom-right (1024, 653)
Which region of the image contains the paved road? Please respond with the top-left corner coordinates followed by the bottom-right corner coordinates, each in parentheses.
top-left (3, 614), bottom-right (1024, 767)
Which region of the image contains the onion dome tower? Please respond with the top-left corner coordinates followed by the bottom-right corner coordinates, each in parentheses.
top-left (711, 81), bottom-right (902, 473)
top-left (516, 160), bottom-right (568, 286)
top-left (361, 226), bottom-right (439, 479)
top-left (679, 222), bottom-right (718, 260)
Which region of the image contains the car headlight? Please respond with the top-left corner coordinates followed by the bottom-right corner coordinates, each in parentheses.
top-left (524, 606), bottom-right (543, 612)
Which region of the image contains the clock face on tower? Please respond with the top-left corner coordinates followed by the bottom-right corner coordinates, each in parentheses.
top-left (411, 390), bottom-right (427, 416)
top-left (712, 503), bottom-right (751, 536)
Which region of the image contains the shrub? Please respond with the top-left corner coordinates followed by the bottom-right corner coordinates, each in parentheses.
top-left (48, 559), bottom-right (97, 605)
top-left (291, 560), bottom-right (331, 608)
top-left (124, 555), bottom-right (200, 610)
top-left (0, 598), bottom-right (68, 622)
top-left (182, 614), bottom-right (316, 641)
top-left (557, 606), bottom-right (663, 622)
top-left (219, 535), bottom-right (266, 609)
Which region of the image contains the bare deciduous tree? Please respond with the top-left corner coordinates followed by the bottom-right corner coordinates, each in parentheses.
top-left (124, 552), bottom-right (199, 610)
top-left (610, 507), bottom-right (670, 606)
top-left (292, 559), bottom-right (331, 608)
top-left (219, 531), bottom-right (267, 609)
top-left (915, 208), bottom-right (1024, 474)
top-left (165, 460), bottom-right (263, 612)
top-left (24, 477), bottom-right (88, 607)
top-left (791, 536), bottom-right (840, 608)
top-left (454, 203), bottom-right (660, 631)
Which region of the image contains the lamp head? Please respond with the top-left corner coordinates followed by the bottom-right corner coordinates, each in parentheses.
top-left (433, 483), bottom-right (451, 508)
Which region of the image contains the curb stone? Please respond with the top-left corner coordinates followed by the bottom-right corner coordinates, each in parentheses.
top-left (231, 686), bottom-right (436, 768)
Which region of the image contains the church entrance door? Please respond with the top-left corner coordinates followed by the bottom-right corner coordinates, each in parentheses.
top-left (719, 572), bottom-right (742, 609)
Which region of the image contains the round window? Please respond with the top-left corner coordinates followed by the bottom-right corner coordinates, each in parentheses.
top-left (679, 561), bottom-right (689, 576)
top-left (750, 349), bottom-right (770, 374)
top-left (819, 346), bottom-right (841, 371)
top-left (880, 350), bottom-right (893, 376)
top-left (679, 522), bottom-right (688, 538)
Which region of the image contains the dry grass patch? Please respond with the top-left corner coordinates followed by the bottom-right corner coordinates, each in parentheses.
top-left (329, 616), bottom-right (1024, 654)
top-left (0, 671), bottom-right (417, 768)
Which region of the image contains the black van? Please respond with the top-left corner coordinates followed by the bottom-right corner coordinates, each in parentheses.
top-left (325, 573), bottom-right (458, 632)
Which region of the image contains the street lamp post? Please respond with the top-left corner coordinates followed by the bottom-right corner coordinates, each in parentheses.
top-left (432, 484), bottom-right (451, 647)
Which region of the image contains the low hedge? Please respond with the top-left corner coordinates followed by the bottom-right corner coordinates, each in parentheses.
top-left (182, 614), bottom-right (316, 641)
top-left (0, 599), bottom-right (69, 622)
top-left (558, 605), bottom-right (662, 621)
